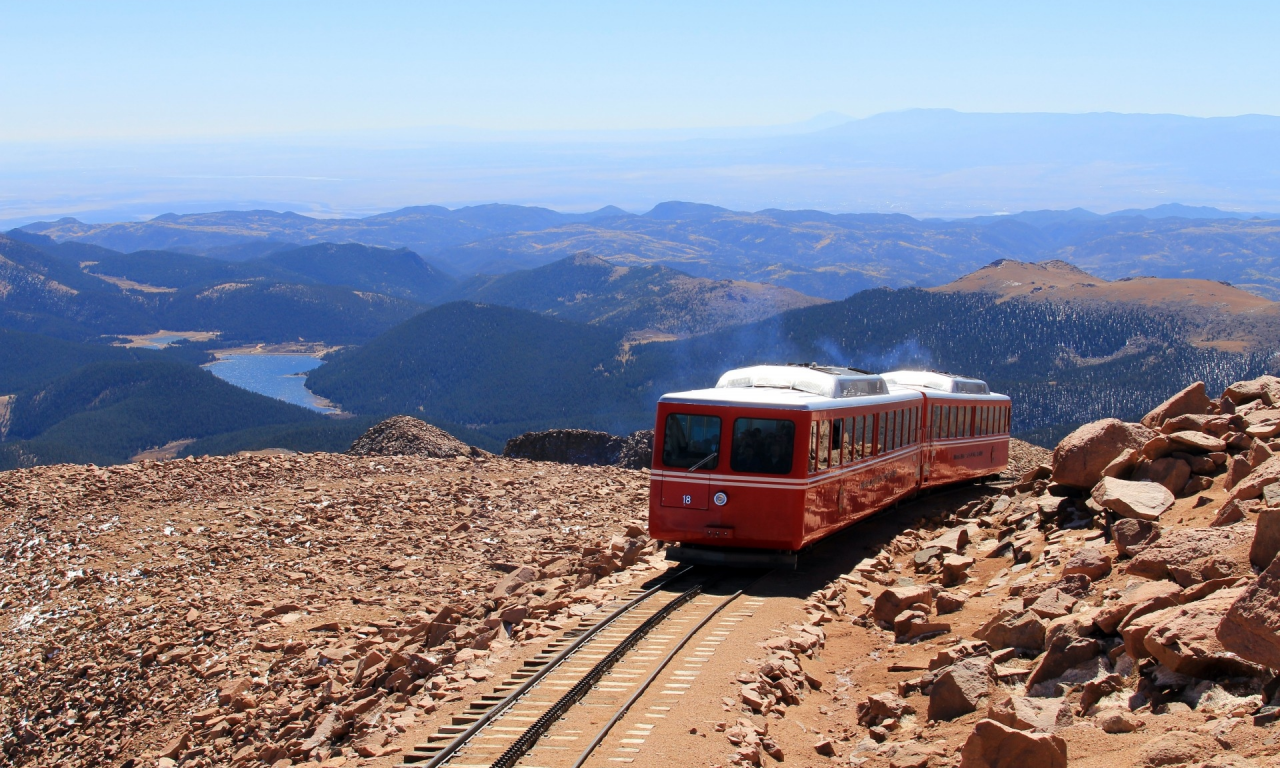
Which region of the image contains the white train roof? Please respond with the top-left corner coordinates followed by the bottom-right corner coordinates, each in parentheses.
top-left (660, 365), bottom-right (919, 411)
top-left (881, 369), bottom-right (1006, 398)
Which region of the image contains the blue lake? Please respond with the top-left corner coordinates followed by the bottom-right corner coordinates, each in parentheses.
top-left (203, 354), bottom-right (337, 413)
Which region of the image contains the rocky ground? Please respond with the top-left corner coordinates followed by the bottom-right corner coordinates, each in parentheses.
top-left (0, 447), bottom-right (657, 768)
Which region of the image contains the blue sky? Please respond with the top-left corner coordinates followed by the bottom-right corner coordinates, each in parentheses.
top-left (3, 1), bottom-right (1279, 141)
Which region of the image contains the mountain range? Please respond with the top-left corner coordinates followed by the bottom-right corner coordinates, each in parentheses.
top-left (20, 200), bottom-right (1280, 300)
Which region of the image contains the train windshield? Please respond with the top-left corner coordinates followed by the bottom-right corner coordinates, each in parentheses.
top-left (662, 413), bottom-right (721, 469)
top-left (730, 418), bottom-right (795, 474)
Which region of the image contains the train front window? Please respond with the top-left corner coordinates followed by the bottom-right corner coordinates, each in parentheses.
top-left (662, 413), bottom-right (721, 469)
top-left (731, 418), bottom-right (796, 474)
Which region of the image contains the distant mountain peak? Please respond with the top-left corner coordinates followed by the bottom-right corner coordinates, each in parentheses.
top-left (642, 201), bottom-right (733, 220)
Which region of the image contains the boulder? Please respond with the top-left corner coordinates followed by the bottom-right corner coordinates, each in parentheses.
top-left (1126, 525), bottom-right (1253, 586)
top-left (1136, 730), bottom-right (1219, 768)
top-left (1251, 508), bottom-right (1280, 569)
top-left (1167, 431), bottom-right (1227, 453)
top-left (958, 719), bottom-right (1067, 768)
top-left (872, 585), bottom-right (933, 625)
top-left (928, 656), bottom-right (995, 721)
top-left (1141, 435), bottom-right (1175, 460)
top-left (1224, 375), bottom-right (1280, 407)
top-left (1131, 457), bottom-right (1192, 495)
top-left (1028, 589), bottom-right (1077, 620)
top-left (1161, 413), bottom-right (1216, 434)
top-left (1248, 438), bottom-right (1274, 468)
top-left (1062, 548), bottom-right (1112, 580)
top-left (1095, 580), bottom-right (1183, 635)
top-left (1142, 587), bottom-right (1260, 678)
top-left (489, 565), bottom-right (538, 596)
top-left (1051, 419), bottom-right (1156, 489)
top-left (1218, 554), bottom-right (1280, 670)
top-left (1091, 477), bottom-right (1174, 522)
top-left (1224, 455), bottom-right (1252, 490)
top-left (974, 610), bottom-right (1046, 651)
top-left (1112, 517), bottom-right (1161, 557)
top-left (1027, 612), bottom-right (1102, 687)
top-left (941, 554), bottom-right (975, 586)
top-left (856, 691), bottom-right (914, 727)
top-left (927, 525), bottom-right (974, 554)
top-left (1101, 448), bottom-right (1140, 479)
top-left (987, 694), bottom-right (1073, 732)
top-left (1142, 382), bottom-right (1213, 428)
top-left (936, 591), bottom-right (968, 614)
top-left (1226, 455), bottom-right (1280, 501)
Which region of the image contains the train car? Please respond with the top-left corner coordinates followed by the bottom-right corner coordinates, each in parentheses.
top-left (648, 364), bottom-right (1010, 567)
top-left (880, 370), bottom-right (1012, 489)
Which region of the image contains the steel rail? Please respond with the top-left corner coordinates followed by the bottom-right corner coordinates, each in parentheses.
top-left (420, 564), bottom-right (694, 768)
top-left (486, 581), bottom-right (705, 768)
top-left (569, 587), bottom-right (745, 768)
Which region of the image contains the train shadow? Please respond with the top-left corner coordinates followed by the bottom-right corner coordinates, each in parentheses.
top-left (736, 482), bottom-right (1000, 601)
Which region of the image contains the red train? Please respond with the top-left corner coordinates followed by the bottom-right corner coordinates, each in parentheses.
top-left (648, 365), bottom-right (1010, 566)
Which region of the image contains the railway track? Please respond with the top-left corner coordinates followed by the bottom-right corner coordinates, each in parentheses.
top-left (398, 565), bottom-right (758, 768)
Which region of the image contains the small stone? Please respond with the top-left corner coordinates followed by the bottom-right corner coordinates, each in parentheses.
top-left (1096, 709), bottom-right (1144, 734)
top-left (813, 738), bottom-right (836, 756)
top-left (1136, 730), bottom-right (1219, 767)
top-left (929, 656), bottom-right (995, 721)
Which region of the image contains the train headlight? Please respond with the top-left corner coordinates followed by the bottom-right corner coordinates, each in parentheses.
top-left (713, 491), bottom-right (728, 506)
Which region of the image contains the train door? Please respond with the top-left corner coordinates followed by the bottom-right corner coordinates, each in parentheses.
top-left (658, 411), bottom-right (721, 510)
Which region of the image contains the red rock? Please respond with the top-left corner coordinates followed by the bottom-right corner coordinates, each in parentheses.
top-left (1142, 587), bottom-right (1260, 678)
top-left (928, 656), bottom-right (995, 721)
top-left (1135, 730), bottom-right (1219, 768)
top-left (958, 718), bottom-right (1067, 768)
top-left (1028, 589), bottom-right (1077, 620)
top-left (1112, 518), bottom-right (1161, 557)
top-left (1167, 431), bottom-right (1227, 453)
top-left (1218, 554), bottom-right (1280, 670)
top-left (1125, 525), bottom-right (1253, 586)
top-left (1224, 375), bottom-right (1280, 406)
top-left (987, 694), bottom-right (1073, 732)
top-left (1101, 448), bottom-right (1140, 478)
top-left (1051, 419), bottom-right (1156, 489)
top-left (1095, 581), bottom-right (1182, 634)
top-left (872, 584), bottom-right (933, 625)
top-left (1091, 477), bottom-right (1174, 521)
top-left (1252, 508), bottom-right (1280, 569)
top-left (1062, 547), bottom-right (1111, 580)
top-left (1131, 457), bottom-right (1192, 495)
top-left (975, 610), bottom-right (1046, 651)
top-left (1141, 382), bottom-right (1213, 428)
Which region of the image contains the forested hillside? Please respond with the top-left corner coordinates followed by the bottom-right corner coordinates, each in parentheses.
top-left (308, 290), bottom-right (1278, 447)
top-left (0, 359), bottom-right (324, 469)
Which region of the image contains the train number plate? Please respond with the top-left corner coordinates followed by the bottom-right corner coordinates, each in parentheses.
top-left (704, 526), bottom-right (734, 539)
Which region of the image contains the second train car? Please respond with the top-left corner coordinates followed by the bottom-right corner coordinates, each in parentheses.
top-left (648, 364), bottom-right (1010, 566)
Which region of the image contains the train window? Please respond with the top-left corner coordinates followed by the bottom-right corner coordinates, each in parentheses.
top-left (930, 405), bottom-right (939, 439)
top-left (731, 418), bottom-right (795, 474)
top-left (809, 423), bottom-right (818, 471)
top-left (908, 408), bottom-right (916, 445)
top-left (842, 417), bottom-right (852, 463)
top-left (962, 406), bottom-right (972, 437)
top-left (662, 413), bottom-right (721, 470)
top-left (876, 413), bottom-right (886, 455)
top-left (854, 415), bottom-right (866, 458)
top-left (817, 420), bottom-right (830, 470)
top-left (830, 417), bottom-right (843, 466)
top-left (898, 409), bottom-right (906, 447)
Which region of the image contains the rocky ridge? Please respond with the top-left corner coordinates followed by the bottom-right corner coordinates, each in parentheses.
top-left (0, 450), bottom-right (659, 767)
top-left (720, 376), bottom-right (1280, 767)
